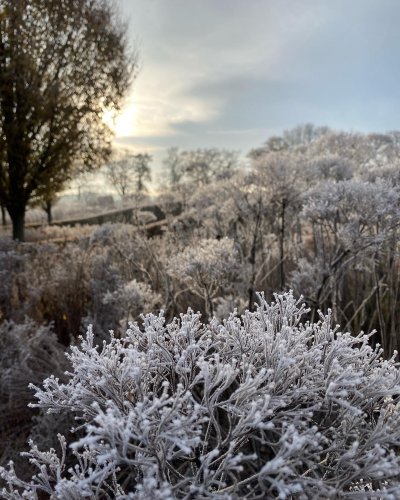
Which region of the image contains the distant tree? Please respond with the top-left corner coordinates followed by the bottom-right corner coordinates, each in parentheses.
top-left (283, 123), bottom-right (329, 147)
top-left (106, 152), bottom-right (152, 201)
top-left (250, 125), bottom-right (330, 158)
top-left (40, 191), bottom-right (59, 225)
top-left (0, 0), bottom-right (136, 240)
top-left (162, 147), bottom-right (184, 189)
top-left (31, 173), bottom-right (67, 224)
top-left (183, 149), bottom-right (239, 185)
top-left (309, 155), bottom-right (353, 182)
top-left (305, 131), bottom-right (390, 174)
top-left (106, 155), bottom-right (132, 201)
top-left (132, 153), bottom-right (152, 194)
top-left (162, 148), bottom-right (239, 189)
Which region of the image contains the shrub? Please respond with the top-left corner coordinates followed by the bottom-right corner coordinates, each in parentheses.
top-left (2, 293), bottom-right (400, 498)
top-left (0, 320), bottom-right (66, 470)
top-left (168, 238), bottom-right (239, 318)
top-left (102, 279), bottom-right (162, 331)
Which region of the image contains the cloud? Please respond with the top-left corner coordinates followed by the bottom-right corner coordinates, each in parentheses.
top-left (115, 0), bottom-right (400, 157)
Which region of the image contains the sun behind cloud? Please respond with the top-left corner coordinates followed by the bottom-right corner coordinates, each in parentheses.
top-left (103, 101), bottom-right (138, 138)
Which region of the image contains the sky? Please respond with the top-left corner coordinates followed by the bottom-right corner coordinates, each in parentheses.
top-left (112, 0), bottom-right (400, 162)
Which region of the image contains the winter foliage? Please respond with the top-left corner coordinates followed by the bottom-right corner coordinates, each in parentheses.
top-left (2, 293), bottom-right (400, 498)
top-left (1, 126), bottom-right (400, 497)
top-left (168, 238), bottom-right (239, 317)
top-left (0, 0), bottom-right (399, 482)
top-left (0, 320), bottom-right (67, 468)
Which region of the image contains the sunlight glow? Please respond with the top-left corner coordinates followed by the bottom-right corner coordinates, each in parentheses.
top-left (103, 101), bottom-right (138, 137)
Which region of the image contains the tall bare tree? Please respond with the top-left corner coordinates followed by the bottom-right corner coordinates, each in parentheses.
top-left (0, 0), bottom-right (137, 240)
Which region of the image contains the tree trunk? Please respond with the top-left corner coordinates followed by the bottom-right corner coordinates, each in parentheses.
top-left (45, 200), bottom-right (53, 224)
top-left (1, 204), bottom-right (6, 226)
top-left (9, 208), bottom-right (26, 241)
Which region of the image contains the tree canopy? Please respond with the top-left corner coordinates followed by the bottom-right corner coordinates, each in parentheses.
top-left (0, 0), bottom-right (137, 240)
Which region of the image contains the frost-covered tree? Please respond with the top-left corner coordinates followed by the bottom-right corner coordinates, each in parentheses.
top-left (2, 293), bottom-right (400, 498)
top-left (308, 155), bottom-right (353, 183)
top-left (251, 124), bottom-right (330, 155)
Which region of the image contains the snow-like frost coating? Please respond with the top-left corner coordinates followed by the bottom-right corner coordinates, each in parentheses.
top-left (2, 292), bottom-right (400, 499)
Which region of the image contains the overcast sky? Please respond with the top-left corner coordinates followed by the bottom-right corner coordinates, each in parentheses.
top-left (114, 0), bottom-right (400, 159)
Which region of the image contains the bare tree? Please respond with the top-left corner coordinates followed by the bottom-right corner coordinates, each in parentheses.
top-left (106, 152), bottom-right (152, 201)
top-left (106, 155), bottom-right (133, 201)
top-left (162, 147), bottom-right (184, 189)
top-left (132, 153), bottom-right (152, 194)
top-left (162, 148), bottom-right (239, 189)
top-left (0, 0), bottom-right (137, 240)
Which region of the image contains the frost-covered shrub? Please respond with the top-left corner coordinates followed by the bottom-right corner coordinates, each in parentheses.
top-left (289, 257), bottom-right (329, 306)
top-left (82, 250), bottom-right (124, 338)
top-left (21, 243), bottom-right (92, 345)
top-left (3, 292), bottom-right (400, 498)
top-left (24, 224), bottom-right (94, 243)
top-left (132, 210), bottom-right (158, 226)
top-left (297, 179), bottom-right (400, 333)
top-left (168, 238), bottom-right (239, 317)
top-left (213, 295), bottom-right (247, 320)
top-left (0, 240), bottom-right (94, 342)
top-left (89, 223), bottom-right (158, 283)
top-left (187, 182), bottom-right (234, 238)
top-left (89, 223), bottom-right (170, 315)
top-left (0, 320), bottom-right (66, 468)
top-left (303, 180), bottom-right (400, 251)
top-left (102, 279), bottom-right (162, 330)
top-left (0, 236), bottom-right (18, 253)
top-left (0, 249), bottom-right (27, 322)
